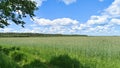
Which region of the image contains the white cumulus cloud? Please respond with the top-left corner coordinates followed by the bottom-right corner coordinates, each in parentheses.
top-left (87, 15), bottom-right (108, 25)
top-left (110, 19), bottom-right (120, 25)
top-left (74, 0), bottom-right (120, 35)
top-left (33, 17), bottom-right (79, 26)
top-left (103, 0), bottom-right (120, 17)
top-left (29, 17), bottom-right (79, 34)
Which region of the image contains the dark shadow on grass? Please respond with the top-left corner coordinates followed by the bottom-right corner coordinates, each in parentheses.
top-left (49, 55), bottom-right (88, 68)
top-left (22, 54), bottom-right (91, 68)
top-left (11, 52), bottom-right (27, 62)
top-left (0, 46), bottom-right (91, 68)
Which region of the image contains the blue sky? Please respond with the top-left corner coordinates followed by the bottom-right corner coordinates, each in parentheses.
top-left (0, 0), bottom-right (120, 36)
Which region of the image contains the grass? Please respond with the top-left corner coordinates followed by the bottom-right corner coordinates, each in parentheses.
top-left (0, 36), bottom-right (120, 68)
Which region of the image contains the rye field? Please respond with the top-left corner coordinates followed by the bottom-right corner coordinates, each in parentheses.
top-left (0, 36), bottom-right (120, 68)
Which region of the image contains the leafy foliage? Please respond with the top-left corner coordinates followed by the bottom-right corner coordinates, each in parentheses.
top-left (0, 0), bottom-right (37, 28)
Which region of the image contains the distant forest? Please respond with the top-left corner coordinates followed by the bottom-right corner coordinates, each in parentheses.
top-left (0, 33), bottom-right (88, 37)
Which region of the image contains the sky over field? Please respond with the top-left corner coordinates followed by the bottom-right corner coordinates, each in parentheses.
top-left (0, 0), bottom-right (120, 36)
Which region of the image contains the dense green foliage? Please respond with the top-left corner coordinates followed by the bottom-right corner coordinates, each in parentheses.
top-left (0, 37), bottom-right (120, 68)
top-left (0, 0), bottom-right (37, 28)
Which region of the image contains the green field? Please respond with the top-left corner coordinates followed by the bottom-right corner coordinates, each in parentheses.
top-left (0, 37), bottom-right (120, 68)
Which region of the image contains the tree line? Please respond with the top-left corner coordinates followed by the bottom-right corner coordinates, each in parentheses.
top-left (0, 33), bottom-right (88, 37)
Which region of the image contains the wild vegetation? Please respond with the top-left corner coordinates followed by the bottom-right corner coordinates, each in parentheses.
top-left (0, 36), bottom-right (120, 68)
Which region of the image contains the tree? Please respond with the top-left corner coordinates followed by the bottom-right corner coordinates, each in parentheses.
top-left (0, 0), bottom-right (37, 28)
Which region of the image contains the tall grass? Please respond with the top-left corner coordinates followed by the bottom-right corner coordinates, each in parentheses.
top-left (0, 37), bottom-right (120, 68)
